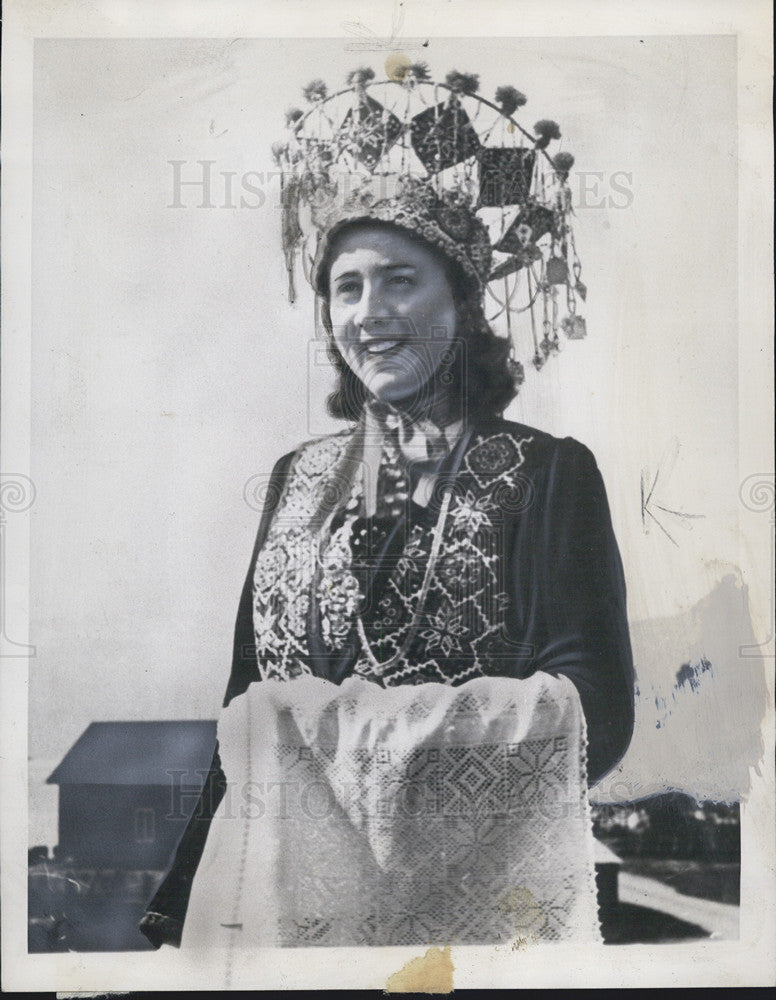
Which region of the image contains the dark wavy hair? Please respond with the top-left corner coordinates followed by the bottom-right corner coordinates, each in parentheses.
top-left (317, 221), bottom-right (517, 423)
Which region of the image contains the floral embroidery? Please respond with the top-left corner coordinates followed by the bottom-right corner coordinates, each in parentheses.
top-left (317, 515), bottom-right (362, 648)
top-left (255, 548), bottom-right (286, 592)
top-left (449, 489), bottom-right (498, 535)
top-left (464, 432), bottom-right (534, 490)
top-left (252, 428), bottom-right (534, 685)
top-left (254, 609), bottom-right (280, 654)
top-left (419, 604), bottom-right (469, 656)
top-left (435, 543), bottom-right (493, 600)
top-left (395, 526), bottom-right (426, 577)
top-left (252, 432), bottom-right (354, 680)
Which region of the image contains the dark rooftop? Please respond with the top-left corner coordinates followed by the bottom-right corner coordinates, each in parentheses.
top-left (47, 720), bottom-right (217, 786)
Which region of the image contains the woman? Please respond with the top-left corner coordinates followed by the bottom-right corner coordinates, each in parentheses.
top-left (140, 67), bottom-right (634, 951)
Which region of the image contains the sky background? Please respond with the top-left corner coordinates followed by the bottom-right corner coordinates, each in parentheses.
top-left (28, 35), bottom-right (755, 842)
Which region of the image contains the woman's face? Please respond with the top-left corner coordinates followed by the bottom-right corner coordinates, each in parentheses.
top-left (327, 225), bottom-right (458, 408)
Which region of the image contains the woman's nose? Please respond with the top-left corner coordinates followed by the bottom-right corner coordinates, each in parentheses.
top-left (355, 282), bottom-right (390, 333)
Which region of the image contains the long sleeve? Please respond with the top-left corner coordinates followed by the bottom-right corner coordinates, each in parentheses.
top-left (139, 449), bottom-right (295, 948)
top-left (137, 745), bottom-right (227, 948)
top-left (514, 436), bottom-right (634, 784)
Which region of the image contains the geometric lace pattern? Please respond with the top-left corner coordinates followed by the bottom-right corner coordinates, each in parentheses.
top-left (181, 674), bottom-right (602, 956)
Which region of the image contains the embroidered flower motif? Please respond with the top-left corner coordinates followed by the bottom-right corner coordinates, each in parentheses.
top-left (254, 608), bottom-right (280, 654)
top-left (284, 541), bottom-right (315, 592)
top-left (419, 605), bottom-right (469, 656)
top-left (318, 517), bottom-right (363, 647)
top-left (468, 436), bottom-right (516, 475)
top-left (319, 572), bottom-right (361, 646)
top-left (450, 490), bottom-right (498, 534)
top-left (395, 528), bottom-right (427, 577)
top-left (464, 432), bottom-right (534, 489)
top-left (436, 547), bottom-right (489, 597)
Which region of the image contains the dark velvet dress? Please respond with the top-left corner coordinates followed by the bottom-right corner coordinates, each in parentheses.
top-left (139, 416), bottom-right (634, 948)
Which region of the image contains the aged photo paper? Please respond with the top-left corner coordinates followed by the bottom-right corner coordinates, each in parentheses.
top-left (2, 0), bottom-right (774, 991)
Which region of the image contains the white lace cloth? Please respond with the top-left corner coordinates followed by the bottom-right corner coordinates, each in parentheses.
top-left (182, 673), bottom-right (601, 953)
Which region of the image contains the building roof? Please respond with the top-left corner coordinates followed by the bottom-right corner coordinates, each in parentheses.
top-left (47, 721), bottom-right (217, 787)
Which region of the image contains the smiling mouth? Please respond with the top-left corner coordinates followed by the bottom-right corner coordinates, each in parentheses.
top-left (361, 339), bottom-right (405, 356)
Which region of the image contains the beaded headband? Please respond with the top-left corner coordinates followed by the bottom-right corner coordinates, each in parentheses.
top-left (273, 61), bottom-right (588, 384)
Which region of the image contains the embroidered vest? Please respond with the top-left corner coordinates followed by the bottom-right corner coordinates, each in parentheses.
top-left (252, 427), bottom-right (535, 685)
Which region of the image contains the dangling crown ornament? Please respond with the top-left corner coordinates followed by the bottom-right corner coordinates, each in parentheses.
top-left (272, 61), bottom-right (588, 386)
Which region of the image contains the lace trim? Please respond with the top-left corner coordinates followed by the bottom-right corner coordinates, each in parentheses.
top-left (181, 674), bottom-right (602, 950)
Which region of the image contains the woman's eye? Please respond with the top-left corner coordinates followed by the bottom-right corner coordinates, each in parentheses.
top-left (336, 282), bottom-right (360, 295)
top-left (389, 275), bottom-right (413, 286)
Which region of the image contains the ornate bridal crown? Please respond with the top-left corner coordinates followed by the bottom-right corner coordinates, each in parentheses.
top-left (273, 60), bottom-right (587, 385)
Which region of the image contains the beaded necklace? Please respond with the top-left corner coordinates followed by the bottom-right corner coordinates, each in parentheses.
top-left (311, 420), bottom-right (469, 675)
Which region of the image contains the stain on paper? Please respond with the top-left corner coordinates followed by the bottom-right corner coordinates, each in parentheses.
top-left (497, 885), bottom-right (547, 936)
top-left (592, 571), bottom-right (769, 803)
top-left (385, 945), bottom-right (454, 994)
top-left (385, 52), bottom-right (412, 80)
top-left (674, 655), bottom-right (712, 693)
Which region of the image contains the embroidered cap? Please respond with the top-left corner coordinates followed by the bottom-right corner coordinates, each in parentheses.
top-left (309, 176), bottom-right (492, 297)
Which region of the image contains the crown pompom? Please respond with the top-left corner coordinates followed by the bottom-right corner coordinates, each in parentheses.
top-left (552, 151), bottom-right (574, 171)
top-left (302, 79), bottom-right (327, 103)
top-left (445, 70), bottom-right (480, 95)
top-left (495, 85), bottom-right (527, 117)
top-left (533, 119), bottom-right (561, 149)
top-left (534, 119), bottom-right (561, 139)
top-left (407, 62), bottom-right (431, 82)
top-left (346, 67), bottom-right (376, 88)
top-left (552, 151), bottom-right (575, 181)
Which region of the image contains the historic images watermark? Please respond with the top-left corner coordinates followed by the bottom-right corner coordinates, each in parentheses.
top-left (0, 474), bottom-right (36, 658)
top-left (738, 473), bottom-right (776, 658)
top-left (163, 768), bottom-right (589, 825)
top-left (167, 160), bottom-right (635, 212)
